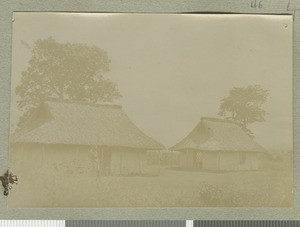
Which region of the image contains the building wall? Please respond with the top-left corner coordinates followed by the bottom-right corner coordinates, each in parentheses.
top-left (178, 149), bottom-right (262, 171)
top-left (46, 144), bottom-right (95, 174)
top-left (238, 152), bottom-right (261, 170)
top-left (206, 151), bottom-right (261, 171)
top-left (9, 143), bottom-right (95, 177)
top-left (110, 148), bottom-right (147, 175)
top-left (179, 150), bottom-right (193, 168)
top-left (10, 143), bottom-right (149, 176)
top-left (202, 152), bottom-right (220, 170)
top-left (10, 143), bottom-right (48, 176)
top-left (219, 151), bottom-right (239, 171)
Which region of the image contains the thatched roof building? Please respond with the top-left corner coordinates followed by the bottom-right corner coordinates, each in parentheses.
top-left (11, 101), bottom-right (164, 149)
top-left (10, 101), bottom-right (164, 175)
top-left (171, 117), bottom-right (264, 152)
top-left (170, 118), bottom-right (266, 171)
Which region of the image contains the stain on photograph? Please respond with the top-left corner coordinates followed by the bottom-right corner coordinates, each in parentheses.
top-left (7, 13), bottom-right (293, 207)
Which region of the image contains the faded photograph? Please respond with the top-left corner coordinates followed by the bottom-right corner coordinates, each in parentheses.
top-left (7, 13), bottom-right (293, 207)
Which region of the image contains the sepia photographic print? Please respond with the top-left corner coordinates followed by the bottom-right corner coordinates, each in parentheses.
top-left (7, 13), bottom-right (293, 208)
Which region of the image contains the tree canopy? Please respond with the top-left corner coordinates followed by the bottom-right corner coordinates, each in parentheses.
top-left (16, 37), bottom-right (121, 127)
top-left (218, 85), bottom-right (269, 137)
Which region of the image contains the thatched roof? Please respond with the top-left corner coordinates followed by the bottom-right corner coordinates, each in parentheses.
top-left (170, 117), bottom-right (265, 152)
top-left (11, 101), bottom-right (165, 150)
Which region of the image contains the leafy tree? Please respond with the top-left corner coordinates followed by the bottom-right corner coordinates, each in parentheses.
top-left (218, 85), bottom-right (269, 137)
top-left (15, 37), bottom-right (121, 128)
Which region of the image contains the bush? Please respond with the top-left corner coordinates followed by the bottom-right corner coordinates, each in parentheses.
top-left (198, 180), bottom-right (291, 207)
top-left (198, 182), bottom-right (239, 206)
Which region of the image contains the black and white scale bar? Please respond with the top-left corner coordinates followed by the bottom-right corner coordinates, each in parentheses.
top-left (65, 220), bottom-right (187, 227)
top-left (193, 220), bottom-right (300, 227)
top-left (1, 220), bottom-right (300, 227)
top-left (0, 220), bottom-right (65, 227)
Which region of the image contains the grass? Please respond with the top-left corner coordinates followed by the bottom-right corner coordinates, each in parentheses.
top-left (7, 163), bottom-right (292, 208)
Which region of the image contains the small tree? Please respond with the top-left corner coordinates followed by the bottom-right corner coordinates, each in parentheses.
top-left (218, 85), bottom-right (269, 137)
top-left (15, 37), bottom-right (121, 128)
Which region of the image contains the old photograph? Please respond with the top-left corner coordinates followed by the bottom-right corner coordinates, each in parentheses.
top-left (6, 13), bottom-right (293, 207)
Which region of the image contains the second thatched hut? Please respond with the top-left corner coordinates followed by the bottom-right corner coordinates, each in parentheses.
top-left (170, 117), bottom-right (266, 171)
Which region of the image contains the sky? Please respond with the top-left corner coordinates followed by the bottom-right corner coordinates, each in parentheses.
top-left (10, 13), bottom-right (293, 150)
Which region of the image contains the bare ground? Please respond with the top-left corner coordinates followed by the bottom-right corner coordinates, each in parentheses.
top-left (7, 165), bottom-right (292, 208)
